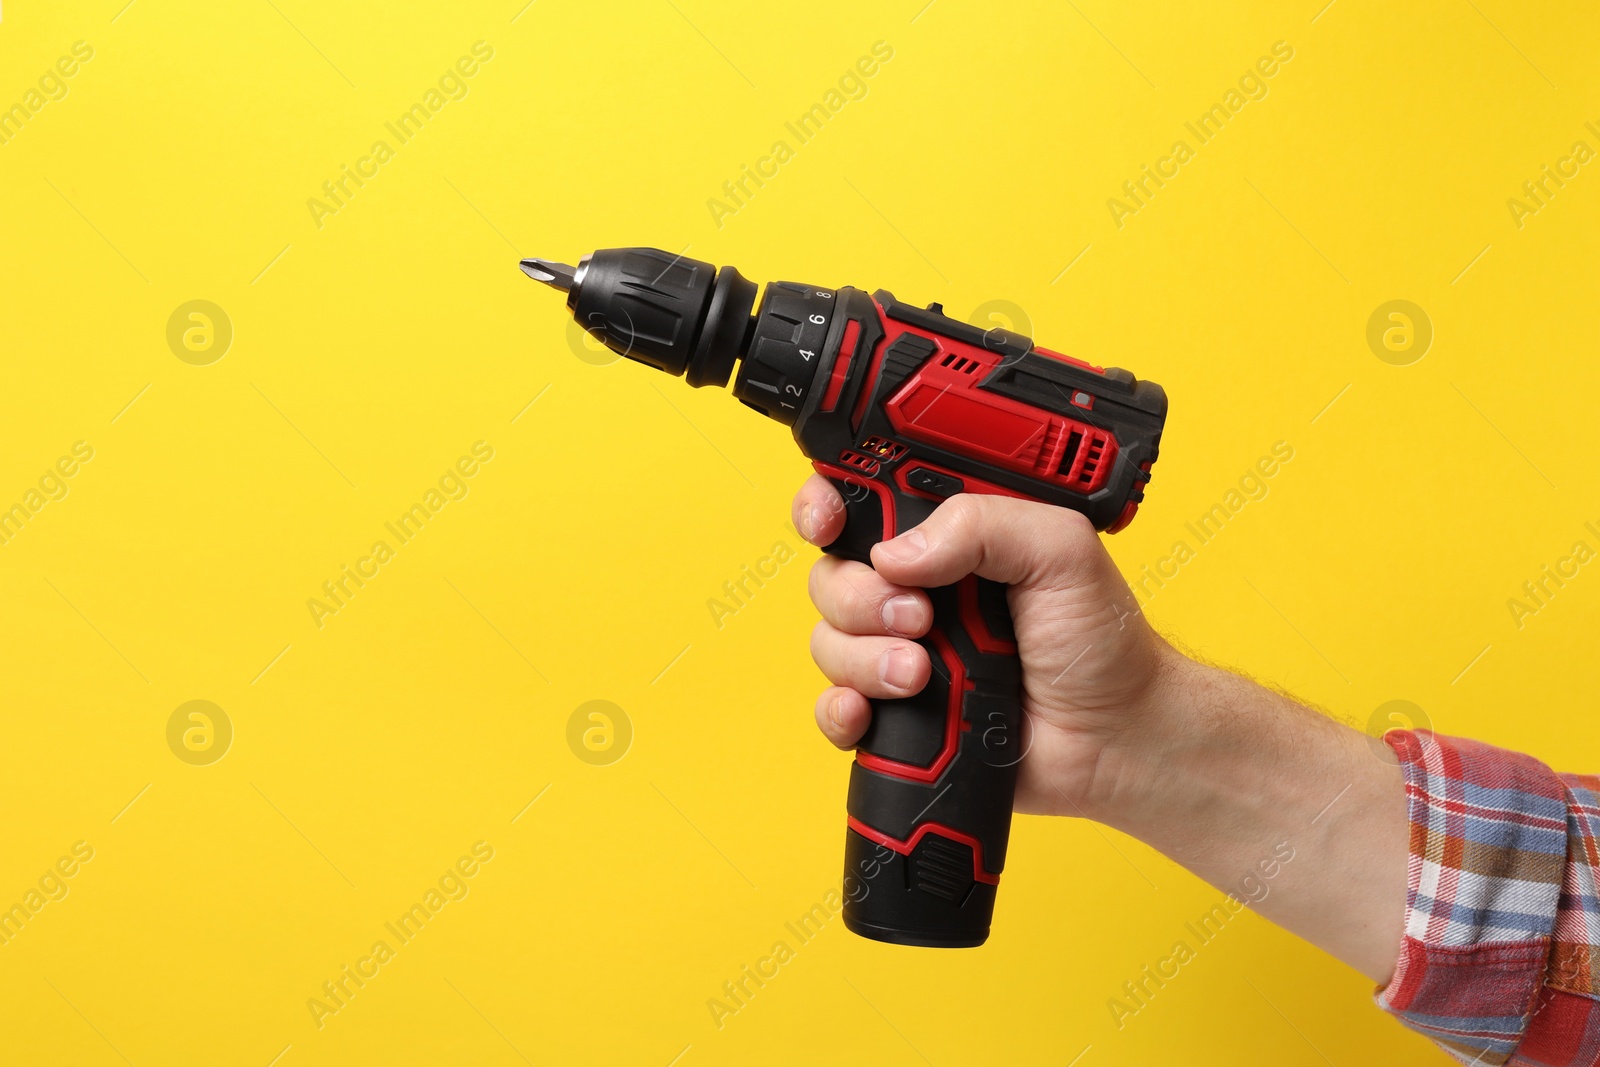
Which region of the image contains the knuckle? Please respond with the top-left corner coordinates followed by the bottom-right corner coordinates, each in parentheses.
top-left (807, 557), bottom-right (830, 603)
top-left (849, 637), bottom-right (884, 678)
top-left (938, 494), bottom-right (982, 542)
top-left (813, 477), bottom-right (847, 517)
top-left (841, 574), bottom-right (880, 623)
top-left (1047, 507), bottom-right (1101, 575)
top-left (808, 620), bottom-right (832, 659)
top-left (1055, 505), bottom-right (1097, 544)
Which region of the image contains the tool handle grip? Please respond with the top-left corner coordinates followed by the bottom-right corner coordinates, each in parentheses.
top-left (817, 468), bottom-right (1022, 947)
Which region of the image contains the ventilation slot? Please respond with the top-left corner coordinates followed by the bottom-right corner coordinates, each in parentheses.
top-left (938, 352), bottom-right (982, 374)
top-left (1057, 430), bottom-right (1084, 476)
top-left (838, 450), bottom-right (880, 476)
top-left (1077, 433), bottom-right (1108, 486)
top-left (1056, 428), bottom-right (1112, 489)
top-left (860, 435), bottom-right (907, 462)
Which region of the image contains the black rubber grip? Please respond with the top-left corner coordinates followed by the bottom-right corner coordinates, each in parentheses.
top-left (822, 477), bottom-right (1023, 947)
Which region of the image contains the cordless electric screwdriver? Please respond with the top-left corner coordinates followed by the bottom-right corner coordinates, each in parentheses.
top-left (522, 247), bottom-right (1167, 947)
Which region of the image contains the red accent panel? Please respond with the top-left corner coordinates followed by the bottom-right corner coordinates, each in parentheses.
top-left (1106, 461), bottom-right (1153, 534)
top-left (846, 817), bottom-right (1001, 884)
top-left (850, 320), bottom-right (888, 433)
top-left (870, 299), bottom-right (1118, 497)
top-left (1032, 345), bottom-right (1104, 374)
top-left (820, 318), bottom-right (861, 413)
top-left (811, 460), bottom-right (897, 538)
top-left (958, 575), bottom-right (1016, 655)
top-left (895, 383), bottom-right (1044, 454)
top-left (854, 627), bottom-right (973, 784)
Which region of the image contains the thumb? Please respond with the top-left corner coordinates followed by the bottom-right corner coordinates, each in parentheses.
top-left (869, 494), bottom-right (1109, 591)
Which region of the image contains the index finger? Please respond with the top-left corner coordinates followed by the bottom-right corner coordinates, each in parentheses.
top-left (793, 473), bottom-right (846, 547)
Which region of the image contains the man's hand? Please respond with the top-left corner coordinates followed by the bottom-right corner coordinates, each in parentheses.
top-left (792, 474), bottom-right (1408, 984)
top-left (793, 474), bottom-right (1174, 822)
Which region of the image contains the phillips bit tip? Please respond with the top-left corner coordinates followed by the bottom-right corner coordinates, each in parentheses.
top-left (520, 257), bottom-right (579, 291)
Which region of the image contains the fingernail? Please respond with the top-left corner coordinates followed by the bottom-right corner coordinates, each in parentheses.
top-left (879, 648), bottom-right (916, 690)
top-left (880, 595), bottom-right (922, 635)
top-left (878, 528), bottom-right (927, 564)
top-left (828, 694), bottom-right (844, 728)
top-left (797, 505), bottom-right (819, 542)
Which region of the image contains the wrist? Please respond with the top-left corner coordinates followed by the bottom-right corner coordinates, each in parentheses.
top-left (1083, 651), bottom-right (1350, 847)
top-left (1075, 642), bottom-right (1212, 831)
top-left (1072, 646), bottom-right (1409, 983)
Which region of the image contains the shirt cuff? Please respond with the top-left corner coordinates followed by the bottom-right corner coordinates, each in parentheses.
top-left (1377, 729), bottom-right (1570, 1064)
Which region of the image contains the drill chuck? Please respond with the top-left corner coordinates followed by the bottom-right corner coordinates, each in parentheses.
top-left (521, 248), bottom-right (841, 424)
top-left (525, 248), bottom-right (760, 389)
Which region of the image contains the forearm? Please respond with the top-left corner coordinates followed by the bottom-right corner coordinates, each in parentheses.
top-left (1086, 647), bottom-right (1409, 984)
top-left (795, 477), bottom-right (1591, 1059)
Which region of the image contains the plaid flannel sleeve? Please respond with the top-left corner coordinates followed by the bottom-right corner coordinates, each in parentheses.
top-left (1378, 729), bottom-right (1600, 1066)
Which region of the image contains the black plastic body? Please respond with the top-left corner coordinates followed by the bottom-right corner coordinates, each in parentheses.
top-left (788, 286), bottom-right (1163, 946)
top-left (823, 482), bottom-right (1023, 946)
top-left (550, 249), bottom-right (1167, 947)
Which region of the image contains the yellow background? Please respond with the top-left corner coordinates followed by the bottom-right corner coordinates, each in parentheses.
top-left (2, 0), bottom-right (1596, 1063)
